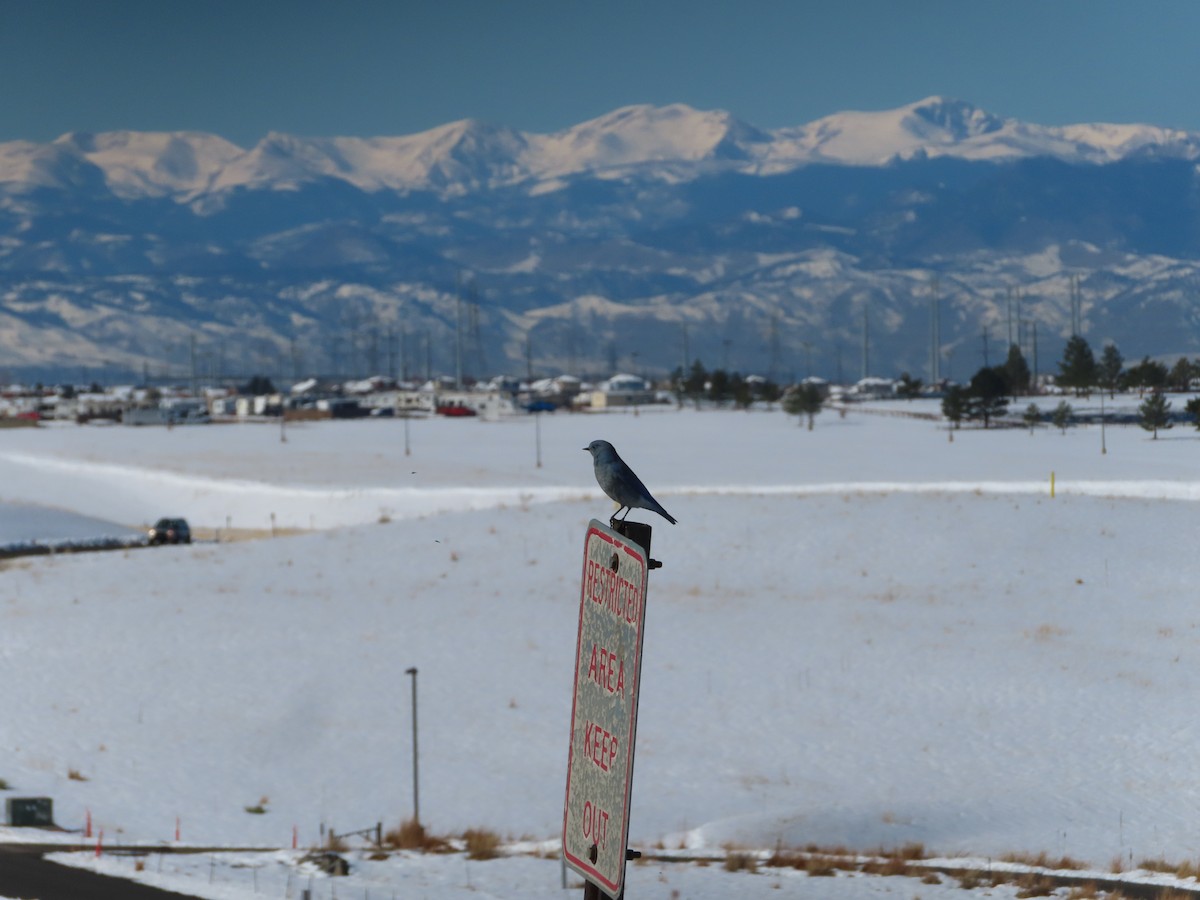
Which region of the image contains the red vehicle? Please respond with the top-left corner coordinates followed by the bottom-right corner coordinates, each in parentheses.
top-left (436, 404), bottom-right (477, 417)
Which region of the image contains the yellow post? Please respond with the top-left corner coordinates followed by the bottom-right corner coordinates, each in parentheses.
top-left (1050, 471), bottom-right (1056, 498)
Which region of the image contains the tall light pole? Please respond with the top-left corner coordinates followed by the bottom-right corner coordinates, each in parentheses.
top-left (535, 411), bottom-right (543, 468)
top-left (405, 667), bottom-right (420, 826)
top-left (1100, 390), bottom-right (1107, 455)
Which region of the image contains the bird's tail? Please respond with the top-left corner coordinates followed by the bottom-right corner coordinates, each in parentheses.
top-left (654, 502), bottom-right (677, 525)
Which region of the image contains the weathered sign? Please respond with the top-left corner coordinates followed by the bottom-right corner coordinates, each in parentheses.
top-left (563, 519), bottom-right (649, 898)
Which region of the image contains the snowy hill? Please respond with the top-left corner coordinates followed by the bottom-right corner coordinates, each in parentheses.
top-left (5, 408), bottom-right (1200, 900)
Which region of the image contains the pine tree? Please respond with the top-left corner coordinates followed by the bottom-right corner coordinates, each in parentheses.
top-left (731, 373), bottom-right (753, 410)
top-left (1186, 396), bottom-right (1200, 430)
top-left (708, 369), bottom-right (731, 405)
top-left (782, 383), bottom-right (824, 430)
top-left (1057, 336), bottom-right (1097, 395)
top-left (1051, 400), bottom-right (1074, 435)
top-left (1168, 357), bottom-right (1195, 392)
top-left (1098, 342), bottom-right (1123, 397)
top-left (1138, 390), bottom-right (1172, 439)
top-left (1124, 356), bottom-right (1168, 395)
top-left (941, 385), bottom-right (968, 430)
top-left (967, 365), bottom-right (1009, 428)
top-left (683, 360), bottom-right (707, 407)
top-left (896, 372), bottom-right (923, 400)
top-left (1022, 402), bottom-right (1041, 433)
top-left (1004, 344), bottom-right (1031, 395)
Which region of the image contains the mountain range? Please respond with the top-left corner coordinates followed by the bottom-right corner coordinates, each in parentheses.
top-left (4, 96), bottom-right (1200, 383)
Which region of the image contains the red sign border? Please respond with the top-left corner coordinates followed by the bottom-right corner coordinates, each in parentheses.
top-left (562, 520), bottom-right (649, 897)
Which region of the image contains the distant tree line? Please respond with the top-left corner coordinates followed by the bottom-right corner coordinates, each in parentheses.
top-left (671, 360), bottom-right (783, 409)
top-left (945, 335), bottom-right (1200, 437)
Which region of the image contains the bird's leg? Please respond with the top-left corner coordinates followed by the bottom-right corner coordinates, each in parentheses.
top-left (610, 506), bottom-right (628, 527)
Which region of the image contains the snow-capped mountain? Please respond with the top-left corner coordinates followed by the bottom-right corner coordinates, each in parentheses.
top-left (5, 97), bottom-right (1200, 382)
top-left (6, 97), bottom-right (1200, 202)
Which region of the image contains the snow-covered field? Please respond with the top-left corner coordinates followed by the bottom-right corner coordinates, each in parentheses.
top-left (4, 401), bottom-right (1200, 897)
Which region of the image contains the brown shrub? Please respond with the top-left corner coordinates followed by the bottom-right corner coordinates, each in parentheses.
top-left (463, 828), bottom-right (502, 860)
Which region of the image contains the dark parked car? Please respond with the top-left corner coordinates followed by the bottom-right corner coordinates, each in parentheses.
top-left (149, 517), bottom-right (191, 545)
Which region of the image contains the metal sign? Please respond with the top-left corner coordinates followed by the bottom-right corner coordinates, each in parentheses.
top-left (563, 519), bottom-right (649, 898)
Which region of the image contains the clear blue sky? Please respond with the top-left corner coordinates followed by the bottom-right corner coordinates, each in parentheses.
top-left (4, 0), bottom-right (1200, 147)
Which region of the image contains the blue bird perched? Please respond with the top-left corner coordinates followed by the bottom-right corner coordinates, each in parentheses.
top-left (584, 439), bottom-right (677, 525)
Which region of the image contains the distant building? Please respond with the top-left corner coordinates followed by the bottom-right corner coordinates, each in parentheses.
top-left (591, 373), bottom-right (654, 408)
top-left (849, 377), bottom-right (896, 399)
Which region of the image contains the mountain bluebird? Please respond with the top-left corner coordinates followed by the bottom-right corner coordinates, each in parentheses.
top-left (584, 440), bottom-right (677, 525)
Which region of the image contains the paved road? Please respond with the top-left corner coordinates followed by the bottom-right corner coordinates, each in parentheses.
top-left (0, 846), bottom-right (195, 899)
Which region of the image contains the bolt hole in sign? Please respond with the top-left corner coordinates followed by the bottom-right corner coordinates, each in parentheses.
top-left (563, 519), bottom-right (649, 898)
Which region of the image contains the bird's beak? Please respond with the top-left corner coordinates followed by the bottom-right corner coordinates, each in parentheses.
top-left (581, 446), bottom-right (588, 451)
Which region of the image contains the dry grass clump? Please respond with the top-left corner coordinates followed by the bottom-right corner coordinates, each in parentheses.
top-left (1137, 857), bottom-right (1200, 879)
top-left (956, 870), bottom-right (985, 890)
top-left (463, 828), bottom-right (502, 860)
top-left (324, 833), bottom-right (348, 852)
top-left (382, 818), bottom-right (453, 853)
top-left (762, 849), bottom-right (852, 877)
top-left (384, 818), bottom-right (427, 849)
top-left (723, 851), bottom-right (757, 873)
top-left (1013, 873), bottom-right (1059, 898)
top-left (861, 843), bottom-right (926, 877)
top-left (1002, 850), bottom-right (1087, 870)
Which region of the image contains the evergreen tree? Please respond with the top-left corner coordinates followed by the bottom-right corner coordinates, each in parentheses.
top-left (1186, 396), bottom-right (1200, 430)
top-left (1057, 335), bottom-right (1097, 395)
top-left (1138, 390), bottom-right (1172, 439)
top-left (1124, 356), bottom-right (1168, 395)
top-left (730, 373), bottom-right (753, 410)
top-left (1098, 342), bottom-right (1123, 397)
top-left (1051, 400), bottom-right (1074, 435)
top-left (782, 383), bottom-right (824, 430)
top-left (708, 369), bottom-right (731, 405)
top-left (896, 372), bottom-right (923, 400)
top-left (683, 360), bottom-right (707, 407)
top-left (1022, 402), bottom-right (1041, 433)
top-left (1169, 357), bottom-right (1195, 392)
top-left (967, 365), bottom-right (1010, 428)
top-left (756, 379), bottom-right (782, 406)
top-left (1003, 344), bottom-right (1031, 396)
top-left (941, 385), bottom-right (969, 430)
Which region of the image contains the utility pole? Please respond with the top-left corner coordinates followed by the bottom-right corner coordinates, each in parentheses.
top-left (405, 667), bottom-right (420, 826)
top-left (861, 300), bottom-right (869, 380)
top-left (1006, 288), bottom-right (1014, 347)
top-left (189, 334), bottom-right (198, 397)
top-left (454, 273), bottom-right (463, 390)
top-left (929, 277), bottom-right (941, 385)
top-left (1032, 321), bottom-right (1039, 386)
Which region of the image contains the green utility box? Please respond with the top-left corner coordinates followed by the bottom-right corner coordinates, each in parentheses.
top-left (6, 797), bottom-right (53, 827)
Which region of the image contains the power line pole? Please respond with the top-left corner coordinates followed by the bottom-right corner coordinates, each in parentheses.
top-left (929, 277), bottom-right (941, 385)
top-left (454, 272), bottom-right (463, 390)
top-left (864, 301), bottom-right (873, 381)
